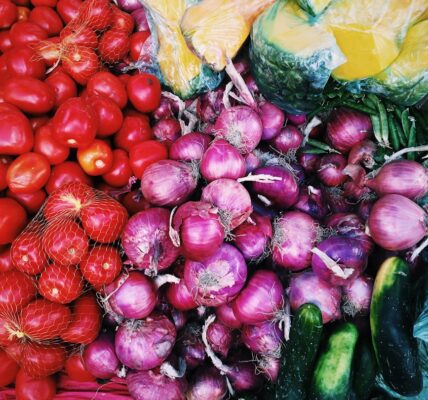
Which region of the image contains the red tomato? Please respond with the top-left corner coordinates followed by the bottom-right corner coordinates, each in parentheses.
top-left (0, 198), bottom-right (27, 245)
top-left (30, 116), bottom-right (49, 130)
top-left (80, 245), bottom-right (122, 285)
top-left (11, 231), bottom-right (47, 275)
top-left (60, 292), bottom-right (101, 344)
top-left (20, 299), bottom-right (71, 340)
top-left (45, 71), bottom-right (77, 108)
top-left (0, 107), bottom-right (33, 155)
top-left (129, 31), bottom-right (150, 62)
top-left (62, 45), bottom-right (100, 86)
top-left (0, 31), bottom-right (13, 53)
top-left (87, 71), bottom-right (127, 109)
top-left (13, 0), bottom-right (30, 6)
top-left (111, 6), bottom-right (134, 34)
top-left (6, 152), bottom-right (51, 194)
top-left (10, 21), bottom-right (48, 47)
top-left (77, 139), bottom-right (114, 176)
top-left (129, 139), bottom-right (168, 177)
top-left (16, 5), bottom-right (30, 21)
top-left (21, 342), bottom-right (66, 378)
top-left (98, 29), bottom-right (130, 64)
top-left (5, 47), bottom-right (46, 79)
top-left (89, 94), bottom-right (123, 137)
top-left (42, 221), bottom-right (89, 266)
top-left (127, 73), bottom-right (161, 113)
top-left (7, 189), bottom-right (47, 215)
top-left (102, 149), bottom-right (133, 187)
top-left (0, 270), bottom-right (36, 312)
top-left (52, 97), bottom-right (98, 148)
top-left (4, 77), bottom-right (55, 115)
top-left (0, 157), bottom-right (11, 191)
top-left (0, 246), bottom-right (13, 272)
top-left (80, 199), bottom-right (128, 243)
top-left (0, 0), bottom-right (18, 29)
top-left (15, 369), bottom-right (56, 400)
top-left (29, 6), bottom-right (62, 36)
top-left (56, 0), bottom-right (81, 23)
top-left (34, 124), bottom-right (70, 165)
top-left (0, 350), bottom-right (19, 387)
top-left (60, 24), bottom-right (97, 48)
top-left (45, 161), bottom-right (92, 194)
top-left (114, 112), bottom-right (152, 152)
top-left (122, 189), bottom-right (151, 215)
top-left (31, 0), bottom-right (57, 6)
top-left (76, 0), bottom-right (112, 31)
top-left (65, 353), bottom-right (96, 381)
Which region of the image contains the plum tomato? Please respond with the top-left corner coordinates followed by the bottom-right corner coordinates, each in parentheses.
top-left (0, 350), bottom-right (19, 387)
top-left (0, 198), bottom-right (27, 245)
top-left (30, 116), bottom-right (49, 130)
top-left (129, 140), bottom-right (168, 177)
top-left (9, 21), bottom-right (48, 47)
top-left (0, 0), bottom-right (18, 29)
top-left (127, 72), bottom-right (161, 113)
top-left (11, 231), bottom-right (48, 275)
top-left (87, 71), bottom-right (127, 109)
top-left (56, 0), bottom-right (81, 24)
top-left (6, 189), bottom-right (47, 215)
top-left (29, 6), bottom-right (63, 36)
top-left (62, 45), bottom-right (100, 86)
top-left (65, 353), bottom-right (96, 382)
top-left (110, 6), bottom-right (134, 34)
top-left (33, 124), bottom-right (70, 165)
top-left (60, 24), bottom-right (97, 48)
top-left (0, 246), bottom-right (13, 272)
top-left (45, 161), bottom-right (93, 194)
top-left (76, 0), bottom-right (112, 32)
top-left (5, 47), bottom-right (46, 79)
top-left (102, 149), bottom-right (133, 187)
top-left (89, 94), bottom-right (123, 137)
top-left (98, 29), bottom-right (130, 64)
top-left (129, 31), bottom-right (150, 62)
top-left (0, 270), bottom-right (36, 313)
top-left (0, 107), bottom-right (33, 155)
top-left (20, 342), bottom-right (66, 378)
top-left (114, 112), bottom-right (152, 152)
top-left (15, 369), bottom-right (56, 400)
top-left (45, 70), bottom-right (77, 108)
top-left (0, 31), bottom-right (13, 53)
top-left (77, 139), bottom-right (114, 176)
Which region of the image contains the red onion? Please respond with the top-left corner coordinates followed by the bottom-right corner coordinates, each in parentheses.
top-left (214, 106), bottom-right (263, 154)
top-left (197, 89), bottom-right (225, 124)
top-left (83, 333), bottom-right (120, 379)
top-left (285, 112), bottom-right (306, 126)
top-left (153, 118), bottom-right (181, 143)
top-left (183, 243), bottom-right (247, 307)
top-left (245, 152), bottom-right (261, 173)
top-left (105, 271), bottom-right (157, 320)
top-left (348, 140), bottom-right (376, 169)
top-left (187, 367), bottom-right (227, 400)
top-left (171, 309), bottom-right (187, 331)
top-left (215, 303), bottom-right (242, 329)
top-left (127, 369), bottom-right (187, 400)
top-left (141, 160), bottom-right (198, 207)
top-left (241, 321), bottom-right (282, 357)
top-left (131, 9), bottom-right (149, 32)
top-left (176, 324), bottom-right (206, 369)
top-left (342, 275), bottom-right (373, 317)
top-left (166, 265), bottom-right (198, 311)
top-left (153, 97), bottom-right (173, 120)
top-left (233, 213), bottom-right (272, 261)
top-left (115, 314), bottom-right (176, 370)
top-left (366, 160), bottom-right (428, 200)
top-left (258, 102), bottom-right (285, 140)
top-left (170, 133), bottom-right (211, 162)
top-left (323, 187), bottom-right (351, 213)
top-left (327, 108), bottom-right (372, 153)
top-left (293, 185), bottom-right (328, 220)
top-left (122, 208), bottom-right (180, 274)
top-left (258, 356), bottom-right (280, 382)
top-left (117, 0), bottom-right (142, 12)
top-left (358, 199), bottom-right (374, 222)
top-left (201, 179), bottom-right (252, 230)
top-left (289, 272), bottom-right (342, 323)
top-left (367, 194), bottom-right (427, 251)
top-left (200, 139), bottom-right (246, 181)
top-left (298, 152), bottom-right (320, 174)
top-left (317, 154), bottom-right (347, 187)
top-left (271, 125), bottom-right (303, 154)
top-left (272, 211), bottom-right (318, 271)
top-left (244, 74), bottom-right (259, 96)
top-left (232, 270), bottom-right (283, 324)
top-left (226, 362), bottom-right (263, 392)
top-left (172, 201), bottom-right (224, 261)
top-left (207, 321), bottom-right (233, 358)
top-left (251, 166), bottom-right (299, 209)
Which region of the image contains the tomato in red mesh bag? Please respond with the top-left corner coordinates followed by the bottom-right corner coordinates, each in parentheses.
top-left (21, 342), bottom-right (66, 378)
top-left (98, 29), bottom-right (130, 64)
top-left (11, 230), bottom-right (48, 275)
top-left (76, 0), bottom-right (112, 32)
top-left (0, 270), bottom-right (36, 313)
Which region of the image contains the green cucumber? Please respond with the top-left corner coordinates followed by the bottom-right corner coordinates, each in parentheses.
top-left (351, 338), bottom-right (377, 400)
top-left (370, 257), bottom-right (422, 396)
top-left (272, 303), bottom-right (323, 400)
top-left (310, 322), bottom-right (359, 400)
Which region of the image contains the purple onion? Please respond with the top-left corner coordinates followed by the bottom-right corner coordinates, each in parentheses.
top-left (348, 140), bottom-right (376, 169)
top-left (166, 265), bottom-right (198, 311)
top-left (153, 118), bottom-right (181, 143)
top-left (293, 185), bottom-right (328, 220)
top-left (245, 152), bottom-right (261, 173)
top-left (258, 102), bottom-right (285, 140)
top-left (342, 275), bottom-right (373, 317)
top-left (117, 0), bottom-right (142, 12)
top-left (171, 309), bottom-right (187, 331)
top-left (197, 89), bottom-right (225, 124)
top-left (241, 321), bottom-right (282, 357)
top-left (215, 303), bottom-right (242, 329)
top-left (285, 112), bottom-right (306, 126)
top-left (323, 187), bottom-right (351, 213)
top-left (170, 133), bottom-right (211, 162)
top-left (152, 96), bottom-right (173, 120)
top-left (271, 125), bottom-right (303, 154)
top-left (258, 356), bottom-right (280, 382)
top-left (298, 152), bottom-right (321, 174)
top-left (131, 8), bottom-right (149, 32)
top-left (207, 321), bottom-right (233, 358)
top-left (226, 362), bottom-right (263, 392)
top-left (358, 199), bottom-right (374, 222)
top-left (176, 324), bottom-right (206, 369)
top-left (244, 74), bottom-right (259, 96)
top-left (317, 154), bottom-right (347, 187)
top-left (187, 367), bottom-right (227, 400)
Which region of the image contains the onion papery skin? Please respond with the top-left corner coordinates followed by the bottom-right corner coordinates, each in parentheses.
top-left (141, 160), bottom-right (197, 207)
top-left (293, 185), bottom-right (328, 220)
top-left (342, 275), bottom-right (373, 317)
top-left (327, 108), bottom-right (372, 153)
top-left (215, 303), bottom-right (242, 329)
top-left (200, 139), bottom-right (246, 181)
top-left (197, 89), bottom-right (225, 124)
top-left (272, 211), bottom-right (317, 271)
top-left (289, 272), bottom-right (342, 323)
top-left (232, 270), bottom-right (283, 324)
top-left (368, 194), bottom-right (427, 251)
top-left (251, 166), bottom-right (299, 209)
top-left (207, 320), bottom-right (233, 358)
top-left (317, 154), bottom-right (347, 187)
top-left (170, 133), bottom-right (211, 162)
top-left (259, 102), bottom-right (285, 141)
top-left (183, 243), bottom-right (247, 307)
top-left (187, 367), bottom-right (227, 400)
top-left (115, 314), bottom-right (176, 371)
top-left (83, 333), bottom-right (119, 379)
top-left (271, 125), bottom-right (303, 154)
top-left (348, 140), bottom-right (376, 169)
top-left (122, 208), bottom-right (180, 272)
top-left (105, 271), bottom-right (157, 319)
top-left (366, 160), bottom-right (428, 200)
top-left (241, 320), bottom-right (282, 357)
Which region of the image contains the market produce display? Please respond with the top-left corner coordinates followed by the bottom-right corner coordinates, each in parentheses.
top-left (0, 0), bottom-right (428, 399)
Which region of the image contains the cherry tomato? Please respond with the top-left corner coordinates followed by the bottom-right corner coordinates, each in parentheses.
top-left (30, 116), bottom-right (49, 130)
top-left (111, 6), bottom-right (134, 34)
top-left (34, 124), bottom-right (70, 165)
top-left (42, 220), bottom-right (89, 266)
top-left (60, 24), bottom-right (97, 48)
top-left (89, 94), bottom-right (123, 137)
top-left (0, 350), bottom-right (19, 387)
top-left (77, 139), bottom-right (113, 176)
top-left (44, 71), bottom-right (77, 109)
top-left (114, 112), bottom-right (152, 152)
top-left (0, 198), bottom-right (27, 245)
top-left (0, 107), bottom-right (33, 155)
top-left (15, 369), bottom-right (56, 400)
top-left (87, 71), bottom-right (127, 109)
top-left (16, 5), bottom-right (30, 21)
top-left (29, 6), bottom-right (62, 36)
top-left (102, 149), bottom-right (133, 187)
top-left (52, 97), bottom-right (98, 148)
top-left (4, 77), bottom-right (55, 115)
top-left (65, 353), bottom-right (96, 381)
top-left (45, 161), bottom-right (92, 194)
top-left (5, 46), bottom-right (46, 79)
top-left (10, 21), bottom-right (48, 47)
top-left (81, 199), bottom-right (127, 243)
top-left (7, 190), bottom-right (47, 215)
top-left (20, 299), bottom-right (71, 340)
top-left (129, 139), bottom-right (168, 177)
top-left (129, 31), bottom-right (150, 62)
top-left (60, 292), bottom-right (101, 344)
top-left (76, 0), bottom-right (112, 31)
top-left (6, 152), bottom-right (51, 194)
top-left (80, 245), bottom-right (122, 286)
top-left (98, 29), bottom-right (130, 64)
top-left (56, 0), bottom-right (81, 23)
top-left (0, 31), bottom-right (13, 53)
top-left (0, 246), bottom-right (13, 272)
top-left (127, 72), bottom-right (161, 113)
top-left (62, 45), bottom-right (100, 86)
top-left (11, 231), bottom-right (47, 275)
top-left (0, 0), bottom-right (18, 29)
top-left (122, 189), bottom-right (151, 215)
top-left (21, 342), bottom-right (66, 378)
top-left (0, 270), bottom-right (36, 312)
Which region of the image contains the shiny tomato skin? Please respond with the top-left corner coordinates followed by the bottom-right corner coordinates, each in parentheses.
top-left (0, 270), bottom-right (36, 312)
top-left (87, 71), bottom-right (127, 109)
top-left (0, 198), bottom-right (27, 245)
top-left (129, 139), bottom-right (168, 177)
top-left (45, 161), bottom-right (92, 194)
top-left (65, 354), bottom-right (96, 381)
top-left (98, 29), bottom-right (130, 64)
top-left (89, 94), bottom-right (123, 137)
top-left (45, 71), bottom-right (77, 108)
top-left (11, 231), bottom-right (48, 275)
top-left (0, 31), bottom-right (13, 53)
top-left (10, 21), bottom-right (48, 47)
top-left (0, 159), bottom-right (9, 191)
top-left (0, 0), bottom-right (18, 29)
top-left (30, 116), bottom-right (49, 130)
top-left (5, 47), bottom-right (45, 79)
top-left (7, 189), bottom-right (47, 215)
top-left (102, 149), bottom-right (133, 187)
top-left (16, 5), bottom-right (30, 21)
top-left (42, 221), bottom-right (89, 267)
top-left (79, 245), bottom-right (122, 286)
top-left (76, 0), bottom-right (112, 31)
top-left (31, 0), bottom-right (57, 6)
top-left (77, 139), bottom-right (113, 176)
top-left (111, 6), bottom-right (134, 34)
top-left (0, 246), bottom-right (13, 272)
top-left (6, 152), bottom-right (51, 194)
top-left (114, 112), bottom-right (152, 152)
top-left (129, 31), bottom-right (150, 62)
top-left (34, 124), bottom-right (70, 165)
top-left (60, 24), bottom-right (97, 48)
top-left (0, 107), bottom-right (33, 155)
top-left (21, 342), bottom-right (66, 378)
top-left (122, 189), bottom-right (151, 215)
top-left (15, 369), bottom-right (56, 400)
top-left (0, 350), bottom-right (19, 387)
top-left (29, 6), bottom-right (63, 36)
top-left (56, 0), bottom-right (81, 23)
top-left (127, 73), bottom-right (161, 113)
top-left (62, 45), bottom-right (100, 86)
